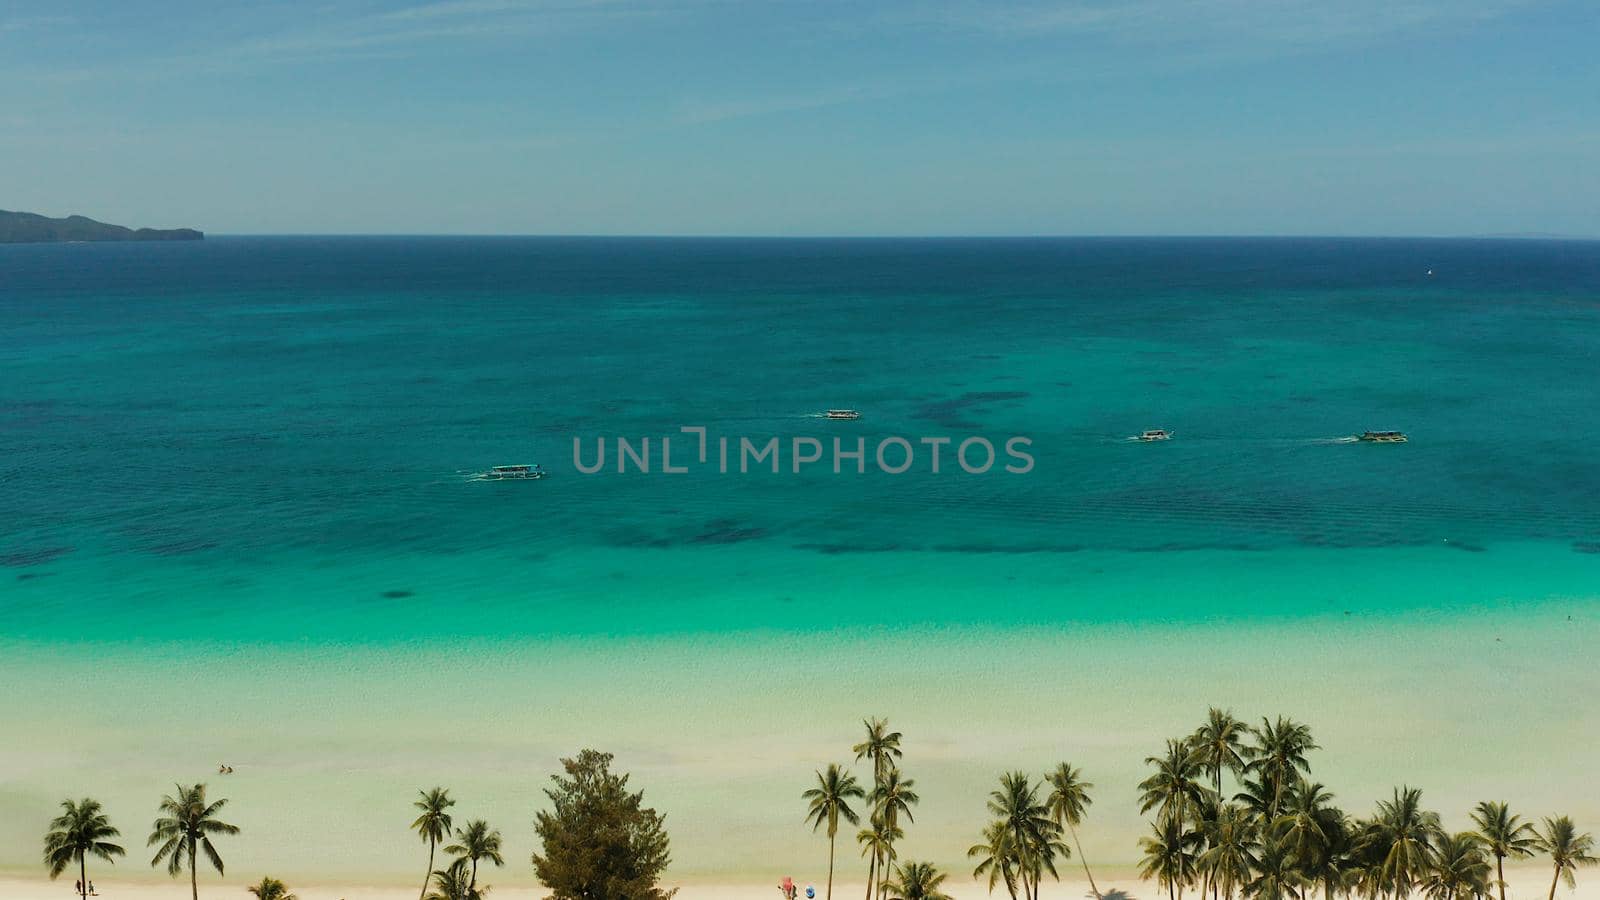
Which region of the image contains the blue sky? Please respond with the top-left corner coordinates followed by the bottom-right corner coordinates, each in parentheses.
top-left (1, 0), bottom-right (1596, 235)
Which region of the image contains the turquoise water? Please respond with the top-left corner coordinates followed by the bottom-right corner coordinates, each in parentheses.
top-left (4, 237), bottom-right (1600, 884)
top-left (3, 236), bottom-right (1600, 640)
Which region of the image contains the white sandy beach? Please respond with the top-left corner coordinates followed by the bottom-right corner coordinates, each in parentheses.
top-left (1, 869), bottom-right (1592, 900)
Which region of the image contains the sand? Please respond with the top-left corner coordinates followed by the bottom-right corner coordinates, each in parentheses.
top-left (1, 868), bottom-right (1590, 900)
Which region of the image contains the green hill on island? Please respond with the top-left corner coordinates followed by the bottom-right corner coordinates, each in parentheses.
top-left (0, 209), bottom-right (203, 243)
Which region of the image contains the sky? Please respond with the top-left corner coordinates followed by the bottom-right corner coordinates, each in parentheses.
top-left (1, 0), bottom-right (1597, 236)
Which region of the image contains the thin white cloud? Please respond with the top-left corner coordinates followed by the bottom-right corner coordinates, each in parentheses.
top-left (0, 14), bottom-right (76, 34)
top-left (382, 0), bottom-right (621, 21)
top-left (882, 0), bottom-right (1540, 45)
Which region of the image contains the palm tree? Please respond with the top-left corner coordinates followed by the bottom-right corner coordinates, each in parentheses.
top-left (1140, 817), bottom-right (1201, 900)
top-left (1533, 816), bottom-right (1597, 900)
top-left (425, 858), bottom-right (485, 900)
top-left (1193, 709), bottom-right (1250, 799)
top-left (854, 719), bottom-right (904, 899)
top-left (1423, 833), bottom-right (1490, 900)
top-left (1244, 718), bottom-right (1318, 819)
top-left (1300, 806), bottom-right (1355, 900)
top-left (147, 783), bottom-right (239, 900)
top-left (411, 788), bottom-right (456, 900)
top-left (989, 772), bottom-right (1062, 900)
top-left (884, 861), bottom-right (954, 900)
top-left (872, 768), bottom-right (919, 900)
top-left (969, 820), bottom-right (1020, 900)
top-left (804, 764), bottom-right (865, 900)
top-left (1273, 780), bottom-right (1335, 868)
top-left (857, 816), bottom-right (902, 900)
top-left (853, 719), bottom-right (904, 782)
top-left (1045, 762), bottom-right (1100, 898)
top-left (1233, 777), bottom-right (1276, 825)
top-left (1198, 804), bottom-right (1260, 900)
top-left (1140, 739), bottom-right (1211, 827)
top-left (1471, 802), bottom-right (1537, 900)
top-left (247, 877), bottom-right (298, 900)
top-left (43, 798), bottom-right (126, 900)
top-left (1362, 787), bottom-right (1442, 899)
top-left (444, 820), bottom-right (503, 894)
top-left (1248, 835), bottom-right (1303, 900)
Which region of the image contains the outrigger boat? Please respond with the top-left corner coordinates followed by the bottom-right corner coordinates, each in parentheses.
top-left (1358, 431), bottom-right (1408, 443)
top-left (1137, 429), bottom-right (1172, 442)
top-left (479, 464), bottom-right (546, 480)
top-left (824, 409), bottom-right (861, 420)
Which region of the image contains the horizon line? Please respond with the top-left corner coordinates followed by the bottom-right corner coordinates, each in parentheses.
top-left (194, 231), bottom-right (1600, 241)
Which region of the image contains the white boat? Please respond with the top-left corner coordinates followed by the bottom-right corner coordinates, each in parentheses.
top-left (479, 464), bottom-right (546, 479)
top-left (824, 409), bottom-right (861, 420)
top-left (1358, 431), bottom-right (1407, 443)
top-left (1137, 429), bottom-right (1171, 442)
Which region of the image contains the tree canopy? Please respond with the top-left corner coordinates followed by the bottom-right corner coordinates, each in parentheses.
top-left (531, 749), bottom-right (675, 900)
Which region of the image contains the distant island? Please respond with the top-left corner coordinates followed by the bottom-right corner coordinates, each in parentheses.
top-left (0, 209), bottom-right (203, 243)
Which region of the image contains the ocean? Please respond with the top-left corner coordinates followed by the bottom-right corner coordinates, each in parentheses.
top-left (2, 236), bottom-right (1597, 885)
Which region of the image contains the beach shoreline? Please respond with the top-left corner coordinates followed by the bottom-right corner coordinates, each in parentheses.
top-left (3, 868), bottom-right (1590, 900)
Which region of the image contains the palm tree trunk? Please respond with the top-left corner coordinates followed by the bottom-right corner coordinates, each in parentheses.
top-left (877, 843), bottom-right (887, 900)
top-left (1495, 856), bottom-right (1505, 900)
top-left (420, 838), bottom-right (436, 900)
top-left (864, 847), bottom-right (876, 900)
top-left (826, 832), bottom-right (836, 900)
top-left (1068, 821), bottom-right (1101, 899)
top-left (189, 846), bottom-right (199, 900)
top-left (1547, 865), bottom-right (1560, 900)
top-left (470, 858), bottom-right (478, 893)
top-left (79, 852), bottom-right (88, 900)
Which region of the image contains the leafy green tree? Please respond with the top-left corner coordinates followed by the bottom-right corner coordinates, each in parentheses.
top-left (989, 772), bottom-right (1063, 900)
top-left (1471, 802), bottom-right (1537, 900)
top-left (411, 788), bottom-right (456, 900)
top-left (446, 820), bottom-right (503, 894)
top-left (426, 858), bottom-right (484, 900)
top-left (1299, 805), bottom-right (1356, 900)
top-left (1140, 817), bottom-right (1201, 900)
top-left (1273, 780), bottom-right (1335, 869)
top-left (852, 719), bottom-right (903, 783)
top-left (1045, 763), bottom-right (1098, 898)
top-left (1422, 833), bottom-right (1490, 900)
top-left (1362, 787), bottom-right (1442, 899)
top-left (804, 764), bottom-right (866, 900)
top-left (871, 769), bottom-right (919, 900)
top-left (147, 783), bottom-right (239, 900)
top-left (247, 877), bottom-right (298, 900)
top-left (858, 816), bottom-right (901, 900)
top-left (1232, 778), bottom-right (1276, 824)
top-left (531, 749), bottom-right (675, 900)
top-left (1198, 804), bottom-right (1260, 900)
top-left (853, 719), bottom-right (903, 898)
top-left (884, 861), bottom-right (953, 900)
top-left (1243, 718), bottom-right (1318, 819)
top-left (43, 798), bottom-right (126, 900)
top-left (1247, 835), bottom-right (1303, 900)
top-left (1192, 710), bottom-right (1250, 799)
top-left (969, 820), bottom-right (1020, 900)
top-left (1140, 740), bottom-right (1211, 827)
top-left (1534, 816), bottom-right (1597, 900)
